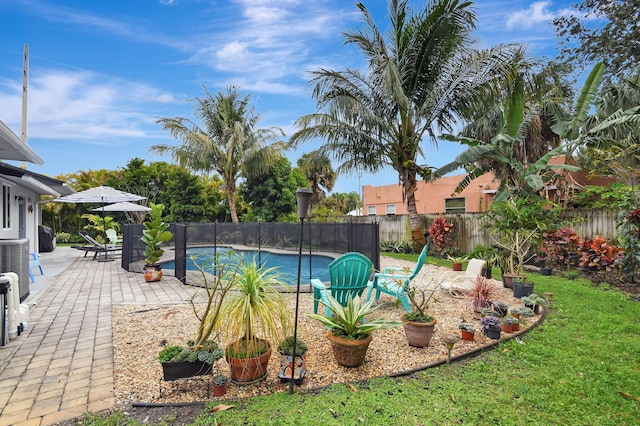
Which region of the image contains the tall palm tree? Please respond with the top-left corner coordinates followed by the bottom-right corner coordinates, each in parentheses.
top-left (297, 151), bottom-right (336, 210)
top-left (289, 0), bottom-right (518, 249)
top-left (152, 86), bottom-right (283, 223)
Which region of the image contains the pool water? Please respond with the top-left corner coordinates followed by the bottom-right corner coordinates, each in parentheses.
top-left (163, 247), bottom-right (333, 285)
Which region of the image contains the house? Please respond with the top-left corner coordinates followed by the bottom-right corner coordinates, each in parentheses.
top-left (363, 157), bottom-right (618, 216)
top-left (0, 120), bottom-right (75, 300)
top-left (363, 173), bottom-right (498, 215)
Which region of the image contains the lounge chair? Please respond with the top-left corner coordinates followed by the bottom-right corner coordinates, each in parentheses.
top-left (311, 252), bottom-right (373, 318)
top-left (365, 244), bottom-right (429, 311)
top-left (73, 231), bottom-right (122, 260)
top-left (440, 258), bottom-right (487, 296)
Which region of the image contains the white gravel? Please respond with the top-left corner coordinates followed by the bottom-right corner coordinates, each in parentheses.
top-left (112, 257), bottom-right (538, 404)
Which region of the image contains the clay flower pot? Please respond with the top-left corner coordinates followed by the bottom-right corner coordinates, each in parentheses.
top-left (401, 318), bottom-right (437, 348)
top-left (327, 331), bottom-right (372, 367)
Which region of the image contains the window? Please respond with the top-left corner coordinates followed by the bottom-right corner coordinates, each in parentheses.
top-left (367, 205), bottom-right (376, 215)
top-left (445, 197), bottom-right (465, 213)
top-left (2, 183), bottom-right (11, 229)
top-left (385, 204), bottom-right (396, 215)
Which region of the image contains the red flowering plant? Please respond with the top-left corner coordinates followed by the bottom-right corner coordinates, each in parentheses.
top-left (576, 235), bottom-right (624, 273)
top-left (539, 227), bottom-right (581, 270)
top-left (428, 217), bottom-right (456, 258)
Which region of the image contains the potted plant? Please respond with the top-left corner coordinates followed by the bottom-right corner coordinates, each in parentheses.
top-left (157, 254), bottom-right (237, 381)
top-left (458, 322), bottom-right (476, 341)
top-left (447, 255), bottom-right (468, 271)
top-left (217, 258), bottom-right (292, 384)
top-left (512, 277), bottom-right (535, 298)
top-left (480, 316), bottom-right (502, 340)
top-left (212, 374), bottom-right (228, 397)
top-left (482, 197), bottom-right (551, 288)
top-left (490, 301), bottom-right (509, 317)
top-left (277, 336), bottom-right (308, 385)
top-left (521, 293), bottom-right (545, 314)
top-left (501, 316), bottom-right (520, 333)
top-left (471, 246), bottom-right (497, 279)
top-left (400, 285), bottom-right (439, 348)
top-left (158, 341), bottom-right (223, 381)
top-left (467, 276), bottom-right (497, 313)
top-left (306, 294), bottom-right (401, 367)
top-left (141, 203), bottom-right (174, 282)
top-left (510, 305), bottom-right (535, 319)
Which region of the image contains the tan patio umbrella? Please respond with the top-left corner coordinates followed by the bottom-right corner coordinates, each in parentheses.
top-left (54, 186), bottom-right (146, 261)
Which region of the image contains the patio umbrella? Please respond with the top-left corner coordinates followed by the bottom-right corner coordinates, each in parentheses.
top-left (54, 186), bottom-right (146, 261)
top-left (91, 201), bottom-right (151, 212)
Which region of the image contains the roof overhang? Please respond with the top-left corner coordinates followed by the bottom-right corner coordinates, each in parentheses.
top-left (0, 162), bottom-right (75, 197)
top-left (0, 120), bottom-right (44, 165)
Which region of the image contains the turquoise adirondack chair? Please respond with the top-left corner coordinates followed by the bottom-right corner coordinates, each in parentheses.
top-left (365, 244), bottom-right (429, 312)
top-left (311, 252), bottom-right (374, 317)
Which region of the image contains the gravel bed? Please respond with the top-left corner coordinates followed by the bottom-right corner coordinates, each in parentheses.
top-left (112, 258), bottom-right (538, 404)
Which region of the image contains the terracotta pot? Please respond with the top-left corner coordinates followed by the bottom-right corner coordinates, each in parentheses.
top-left (502, 323), bottom-right (513, 333)
top-left (327, 331), bottom-right (372, 367)
top-left (512, 323), bottom-right (520, 332)
top-left (401, 318), bottom-right (437, 348)
top-left (461, 330), bottom-right (475, 341)
top-left (212, 382), bottom-right (227, 397)
top-left (144, 264), bottom-right (163, 282)
top-left (502, 274), bottom-right (524, 289)
top-left (226, 342), bottom-right (272, 384)
top-left (452, 263), bottom-right (463, 271)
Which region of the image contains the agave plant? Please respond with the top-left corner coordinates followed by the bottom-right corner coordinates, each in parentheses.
top-left (306, 293), bottom-right (401, 340)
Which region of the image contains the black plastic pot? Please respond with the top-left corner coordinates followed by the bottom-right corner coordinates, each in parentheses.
top-left (540, 267), bottom-right (552, 276)
top-left (161, 360), bottom-right (212, 381)
top-left (485, 328), bottom-right (501, 340)
top-left (513, 280), bottom-right (534, 298)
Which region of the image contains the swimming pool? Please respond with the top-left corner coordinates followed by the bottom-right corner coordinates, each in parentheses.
top-left (162, 247), bottom-right (334, 285)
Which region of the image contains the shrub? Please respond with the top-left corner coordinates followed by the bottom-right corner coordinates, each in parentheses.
top-left (428, 217), bottom-right (456, 258)
top-left (540, 227), bottom-right (581, 269)
top-left (576, 235), bottom-right (624, 273)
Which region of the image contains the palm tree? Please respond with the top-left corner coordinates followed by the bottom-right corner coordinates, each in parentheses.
top-left (152, 86), bottom-right (283, 223)
top-left (297, 151), bottom-right (336, 210)
top-left (289, 0), bottom-right (518, 249)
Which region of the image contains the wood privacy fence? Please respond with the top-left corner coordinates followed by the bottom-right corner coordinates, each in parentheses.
top-left (338, 209), bottom-right (621, 254)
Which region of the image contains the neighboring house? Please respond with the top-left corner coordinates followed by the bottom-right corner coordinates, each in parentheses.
top-left (363, 173), bottom-right (498, 215)
top-left (0, 120), bottom-right (75, 300)
top-left (363, 157), bottom-right (617, 216)
top-left (543, 155), bottom-right (617, 206)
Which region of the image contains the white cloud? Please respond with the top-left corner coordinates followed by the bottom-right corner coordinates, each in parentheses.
top-left (0, 69), bottom-right (180, 141)
top-left (505, 1), bottom-right (556, 30)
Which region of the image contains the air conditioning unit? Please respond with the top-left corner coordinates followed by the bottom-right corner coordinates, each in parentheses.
top-left (0, 238), bottom-right (30, 301)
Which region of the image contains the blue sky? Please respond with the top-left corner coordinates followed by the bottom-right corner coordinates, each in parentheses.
top-left (0, 0), bottom-right (578, 195)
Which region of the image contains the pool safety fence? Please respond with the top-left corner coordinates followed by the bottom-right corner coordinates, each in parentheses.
top-left (122, 222), bottom-right (380, 286)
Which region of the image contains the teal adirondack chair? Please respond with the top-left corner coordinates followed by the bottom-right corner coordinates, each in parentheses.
top-left (366, 244), bottom-right (429, 312)
top-left (311, 252), bottom-right (374, 317)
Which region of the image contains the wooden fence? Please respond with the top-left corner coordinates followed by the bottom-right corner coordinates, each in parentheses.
top-left (338, 209), bottom-right (621, 254)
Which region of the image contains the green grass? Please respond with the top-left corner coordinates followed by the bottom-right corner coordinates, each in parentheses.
top-left (87, 257), bottom-right (640, 425)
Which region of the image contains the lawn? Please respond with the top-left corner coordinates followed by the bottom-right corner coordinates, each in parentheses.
top-left (86, 255), bottom-right (640, 425)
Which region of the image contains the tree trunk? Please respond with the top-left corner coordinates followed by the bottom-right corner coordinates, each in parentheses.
top-left (403, 170), bottom-right (426, 251)
top-left (228, 188), bottom-right (239, 223)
